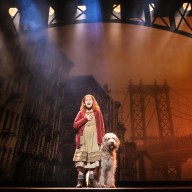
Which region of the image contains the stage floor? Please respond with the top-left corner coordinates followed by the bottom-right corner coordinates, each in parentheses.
top-left (1, 186), bottom-right (192, 191)
top-left (1, 181), bottom-right (192, 191)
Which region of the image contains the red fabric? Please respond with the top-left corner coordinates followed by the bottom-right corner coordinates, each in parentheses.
top-left (73, 109), bottom-right (105, 149)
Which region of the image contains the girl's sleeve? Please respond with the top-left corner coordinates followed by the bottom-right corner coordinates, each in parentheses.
top-left (73, 111), bottom-right (89, 129)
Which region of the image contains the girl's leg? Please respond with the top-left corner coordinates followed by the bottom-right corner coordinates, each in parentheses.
top-left (76, 167), bottom-right (85, 188)
top-left (88, 169), bottom-right (95, 188)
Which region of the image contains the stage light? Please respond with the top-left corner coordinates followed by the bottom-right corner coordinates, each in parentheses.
top-left (149, 3), bottom-right (155, 12)
top-left (77, 5), bottom-right (86, 13)
top-left (9, 8), bottom-right (18, 17)
top-left (75, 5), bottom-right (86, 20)
top-left (49, 6), bottom-right (54, 16)
top-left (113, 4), bottom-right (120, 13)
top-left (183, 3), bottom-right (191, 11)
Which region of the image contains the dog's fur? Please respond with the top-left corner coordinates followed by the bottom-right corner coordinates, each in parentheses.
top-left (94, 132), bottom-right (120, 188)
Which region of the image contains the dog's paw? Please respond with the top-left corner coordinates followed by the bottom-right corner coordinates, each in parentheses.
top-left (97, 183), bottom-right (107, 188)
top-left (105, 183), bottom-right (116, 188)
top-left (110, 184), bottom-right (116, 188)
top-left (101, 184), bottom-right (107, 188)
top-left (95, 183), bottom-right (100, 188)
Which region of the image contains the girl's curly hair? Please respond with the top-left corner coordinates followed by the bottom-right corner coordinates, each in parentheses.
top-left (80, 94), bottom-right (100, 111)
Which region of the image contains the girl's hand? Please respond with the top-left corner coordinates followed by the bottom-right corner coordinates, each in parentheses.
top-left (85, 113), bottom-right (94, 121)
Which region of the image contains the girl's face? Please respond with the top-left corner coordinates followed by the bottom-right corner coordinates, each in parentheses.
top-left (84, 96), bottom-right (93, 109)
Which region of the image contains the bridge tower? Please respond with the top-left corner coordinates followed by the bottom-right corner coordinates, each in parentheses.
top-left (128, 81), bottom-right (182, 180)
top-left (128, 80), bottom-right (174, 143)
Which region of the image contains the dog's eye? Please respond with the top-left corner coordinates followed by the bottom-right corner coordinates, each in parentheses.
top-left (112, 137), bottom-right (116, 141)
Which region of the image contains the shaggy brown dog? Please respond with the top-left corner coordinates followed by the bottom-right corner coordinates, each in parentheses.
top-left (94, 132), bottom-right (120, 188)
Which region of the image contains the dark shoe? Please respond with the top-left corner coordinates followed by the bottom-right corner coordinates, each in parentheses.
top-left (76, 179), bottom-right (84, 188)
top-left (88, 179), bottom-right (94, 188)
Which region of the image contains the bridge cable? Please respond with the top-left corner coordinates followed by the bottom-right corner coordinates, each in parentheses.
top-left (171, 106), bottom-right (192, 119)
top-left (171, 113), bottom-right (192, 122)
top-left (170, 88), bottom-right (192, 107)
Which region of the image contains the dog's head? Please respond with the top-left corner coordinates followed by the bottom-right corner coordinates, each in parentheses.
top-left (102, 132), bottom-right (120, 151)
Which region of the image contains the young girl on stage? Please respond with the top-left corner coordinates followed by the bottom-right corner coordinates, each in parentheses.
top-left (73, 94), bottom-right (105, 188)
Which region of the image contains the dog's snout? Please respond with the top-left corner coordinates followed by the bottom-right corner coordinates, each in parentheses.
top-left (109, 141), bottom-right (115, 147)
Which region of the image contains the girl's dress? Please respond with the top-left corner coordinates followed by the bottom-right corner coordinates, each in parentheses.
top-left (73, 109), bottom-right (101, 169)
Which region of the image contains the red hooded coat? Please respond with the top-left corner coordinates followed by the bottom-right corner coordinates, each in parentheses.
top-left (73, 109), bottom-right (105, 149)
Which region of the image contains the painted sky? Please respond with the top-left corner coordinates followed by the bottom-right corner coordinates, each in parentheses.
top-left (47, 23), bottom-right (192, 102)
top-left (45, 23), bottom-right (192, 139)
